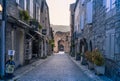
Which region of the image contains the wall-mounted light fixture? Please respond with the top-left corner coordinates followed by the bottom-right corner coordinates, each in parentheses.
top-left (0, 4), bottom-right (3, 12)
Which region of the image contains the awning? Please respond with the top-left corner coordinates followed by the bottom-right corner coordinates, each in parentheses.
top-left (35, 31), bottom-right (45, 38)
top-left (26, 32), bottom-right (35, 40)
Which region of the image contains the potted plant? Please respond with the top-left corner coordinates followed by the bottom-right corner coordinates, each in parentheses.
top-left (85, 51), bottom-right (94, 70)
top-left (19, 10), bottom-right (30, 22)
top-left (92, 49), bottom-right (105, 75)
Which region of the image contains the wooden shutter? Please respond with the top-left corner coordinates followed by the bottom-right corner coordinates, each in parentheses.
top-left (86, 1), bottom-right (93, 24)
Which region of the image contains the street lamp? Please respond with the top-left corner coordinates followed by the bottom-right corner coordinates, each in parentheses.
top-left (0, 4), bottom-right (3, 12)
top-left (0, 4), bottom-right (2, 19)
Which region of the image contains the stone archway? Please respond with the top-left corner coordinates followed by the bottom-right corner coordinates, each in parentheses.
top-left (54, 31), bottom-right (70, 53)
top-left (58, 40), bottom-right (65, 51)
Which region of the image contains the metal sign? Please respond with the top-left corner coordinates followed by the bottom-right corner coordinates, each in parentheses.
top-left (8, 50), bottom-right (15, 56)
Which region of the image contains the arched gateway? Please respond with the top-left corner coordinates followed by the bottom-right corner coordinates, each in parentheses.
top-left (58, 40), bottom-right (65, 51)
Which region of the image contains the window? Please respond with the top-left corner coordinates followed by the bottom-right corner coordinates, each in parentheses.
top-left (106, 0), bottom-right (116, 12)
top-left (30, 0), bottom-right (33, 17)
top-left (24, 0), bottom-right (27, 10)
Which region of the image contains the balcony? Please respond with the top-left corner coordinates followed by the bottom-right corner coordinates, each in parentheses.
top-left (29, 19), bottom-right (42, 31)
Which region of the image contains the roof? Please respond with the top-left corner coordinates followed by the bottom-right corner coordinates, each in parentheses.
top-left (70, 3), bottom-right (75, 11)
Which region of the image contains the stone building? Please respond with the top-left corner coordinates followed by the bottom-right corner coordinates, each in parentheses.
top-left (72, 0), bottom-right (120, 80)
top-left (70, 3), bottom-right (75, 56)
top-left (48, 27), bottom-right (54, 55)
top-left (0, 0), bottom-right (52, 70)
top-left (89, 0), bottom-right (120, 80)
top-left (54, 31), bottom-right (70, 53)
top-left (40, 0), bottom-right (51, 58)
top-left (4, 0), bottom-right (31, 67)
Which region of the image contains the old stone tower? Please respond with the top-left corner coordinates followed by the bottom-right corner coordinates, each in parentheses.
top-left (54, 31), bottom-right (70, 53)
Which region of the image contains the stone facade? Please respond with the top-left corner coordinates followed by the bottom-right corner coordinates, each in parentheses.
top-left (5, 0), bottom-right (26, 67)
top-left (40, 0), bottom-right (51, 57)
top-left (54, 31), bottom-right (70, 53)
top-left (91, 1), bottom-right (120, 80)
top-left (0, 0), bottom-right (52, 69)
top-left (70, 3), bottom-right (75, 56)
top-left (71, 0), bottom-right (120, 80)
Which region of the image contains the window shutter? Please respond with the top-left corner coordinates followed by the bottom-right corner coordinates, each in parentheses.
top-left (110, 34), bottom-right (115, 59)
top-left (80, 13), bottom-right (84, 30)
top-left (86, 1), bottom-right (93, 24)
top-left (16, 0), bottom-right (19, 4)
top-left (81, 0), bottom-right (85, 5)
top-left (106, 29), bottom-right (115, 59)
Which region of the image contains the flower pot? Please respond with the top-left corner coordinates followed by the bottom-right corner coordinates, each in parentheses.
top-left (81, 56), bottom-right (87, 65)
top-left (94, 65), bottom-right (105, 75)
top-left (88, 61), bottom-right (94, 70)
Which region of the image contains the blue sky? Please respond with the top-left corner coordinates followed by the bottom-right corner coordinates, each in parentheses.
top-left (47, 0), bottom-right (75, 26)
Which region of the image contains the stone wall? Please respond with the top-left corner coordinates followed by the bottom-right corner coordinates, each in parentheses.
top-left (5, 0), bottom-right (25, 67)
top-left (72, 0), bottom-right (120, 80)
top-left (87, 0), bottom-right (106, 54)
top-left (54, 31), bottom-right (70, 53)
top-left (86, 0), bottom-right (120, 80)
top-left (6, 0), bottom-right (19, 18)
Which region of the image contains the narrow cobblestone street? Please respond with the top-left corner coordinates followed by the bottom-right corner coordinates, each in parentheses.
top-left (17, 53), bottom-right (92, 81)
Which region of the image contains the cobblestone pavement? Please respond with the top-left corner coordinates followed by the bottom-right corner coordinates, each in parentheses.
top-left (17, 53), bottom-right (93, 81)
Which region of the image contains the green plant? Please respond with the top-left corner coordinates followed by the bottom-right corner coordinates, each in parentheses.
top-left (39, 24), bottom-right (42, 29)
top-left (49, 39), bottom-right (55, 48)
top-left (85, 51), bottom-right (93, 63)
top-left (20, 10), bottom-right (30, 21)
top-left (92, 50), bottom-right (104, 66)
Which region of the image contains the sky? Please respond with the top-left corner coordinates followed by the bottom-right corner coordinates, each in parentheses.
top-left (47, 0), bottom-right (75, 26)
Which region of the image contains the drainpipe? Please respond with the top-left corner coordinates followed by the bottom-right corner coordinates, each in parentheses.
top-left (0, 0), bottom-right (6, 78)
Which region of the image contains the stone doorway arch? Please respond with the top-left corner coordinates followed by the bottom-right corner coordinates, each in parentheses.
top-left (80, 38), bottom-right (88, 65)
top-left (58, 40), bottom-right (65, 51)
